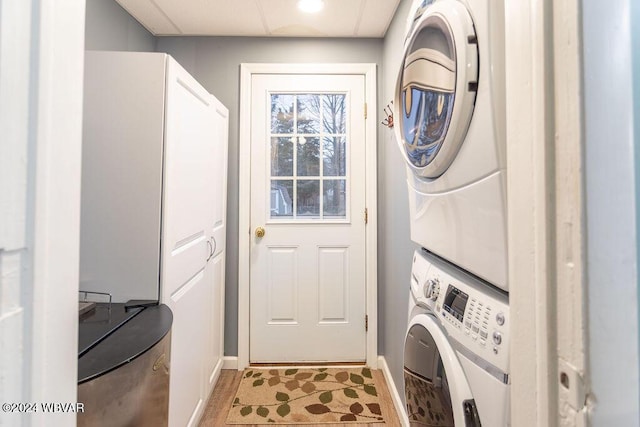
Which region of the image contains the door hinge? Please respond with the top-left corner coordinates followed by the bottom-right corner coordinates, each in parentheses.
top-left (365, 315), bottom-right (369, 332)
top-left (364, 208), bottom-right (368, 224)
top-left (364, 103), bottom-right (368, 120)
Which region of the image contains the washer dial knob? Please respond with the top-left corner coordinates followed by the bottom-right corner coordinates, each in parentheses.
top-left (430, 279), bottom-right (441, 301)
top-left (493, 331), bottom-right (503, 345)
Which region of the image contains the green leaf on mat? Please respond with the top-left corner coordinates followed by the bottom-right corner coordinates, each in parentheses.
top-left (361, 367), bottom-right (372, 378)
top-left (313, 372), bottom-right (328, 381)
top-left (318, 367), bottom-right (327, 372)
top-left (253, 372), bottom-right (263, 378)
top-left (350, 373), bottom-right (364, 384)
top-left (319, 390), bottom-right (333, 404)
top-left (275, 391), bottom-right (290, 402)
top-left (284, 368), bottom-right (298, 376)
top-left (240, 406), bottom-right (252, 416)
top-left (276, 403), bottom-right (291, 417)
top-left (344, 388), bottom-right (359, 399)
top-left (364, 384), bottom-right (378, 396)
top-left (253, 379), bottom-right (264, 387)
top-left (245, 370), bottom-right (253, 378)
top-left (233, 397), bottom-right (240, 405)
top-left (256, 406), bottom-right (269, 418)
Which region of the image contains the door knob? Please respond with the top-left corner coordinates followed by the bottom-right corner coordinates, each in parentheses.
top-left (255, 227), bottom-right (265, 238)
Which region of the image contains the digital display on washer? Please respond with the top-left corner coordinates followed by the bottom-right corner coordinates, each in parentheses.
top-left (443, 285), bottom-right (468, 322)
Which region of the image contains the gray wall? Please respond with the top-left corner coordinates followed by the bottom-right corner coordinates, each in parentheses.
top-left (583, 0), bottom-right (640, 424)
top-left (85, 0), bottom-right (416, 398)
top-left (85, 0), bottom-right (156, 52)
top-left (155, 36), bottom-right (385, 357)
top-left (379, 0), bottom-right (416, 401)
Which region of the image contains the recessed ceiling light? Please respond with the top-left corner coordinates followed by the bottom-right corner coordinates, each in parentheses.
top-left (298, 0), bottom-right (325, 13)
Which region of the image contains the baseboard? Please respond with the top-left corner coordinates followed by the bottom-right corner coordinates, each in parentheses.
top-left (378, 356), bottom-right (409, 427)
top-left (223, 356), bottom-right (238, 370)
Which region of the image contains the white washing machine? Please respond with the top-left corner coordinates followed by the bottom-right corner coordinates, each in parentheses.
top-left (394, 0), bottom-right (508, 291)
top-left (404, 249), bottom-right (510, 426)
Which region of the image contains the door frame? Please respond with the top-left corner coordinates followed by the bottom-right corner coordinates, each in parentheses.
top-left (238, 63), bottom-right (378, 369)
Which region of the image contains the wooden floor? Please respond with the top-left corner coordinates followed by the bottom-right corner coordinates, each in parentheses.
top-left (199, 369), bottom-right (402, 427)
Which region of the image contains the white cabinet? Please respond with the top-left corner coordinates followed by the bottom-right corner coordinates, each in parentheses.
top-left (81, 51), bottom-right (228, 427)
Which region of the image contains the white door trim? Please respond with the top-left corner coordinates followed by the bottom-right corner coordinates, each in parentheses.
top-left (238, 63), bottom-right (378, 369)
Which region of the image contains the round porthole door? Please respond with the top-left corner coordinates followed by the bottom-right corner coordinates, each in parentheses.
top-left (404, 314), bottom-right (481, 426)
top-left (394, 0), bottom-right (478, 179)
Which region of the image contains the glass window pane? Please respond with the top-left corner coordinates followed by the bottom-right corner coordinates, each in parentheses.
top-left (296, 94), bottom-right (321, 134)
top-left (271, 94), bottom-right (294, 134)
top-left (297, 180), bottom-right (320, 217)
top-left (296, 136), bottom-right (320, 176)
top-left (322, 94), bottom-right (346, 134)
top-left (270, 180), bottom-right (293, 218)
top-left (322, 136), bottom-right (346, 177)
top-left (323, 180), bottom-right (346, 218)
top-left (271, 137), bottom-right (294, 176)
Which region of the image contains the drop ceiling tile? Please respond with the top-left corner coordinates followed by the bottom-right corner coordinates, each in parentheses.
top-left (357, 0), bottom-right (401, 37)
top-left (153, 0), bottom-right (266, 35)
top-left (116, 0), bottom-right (181, 34)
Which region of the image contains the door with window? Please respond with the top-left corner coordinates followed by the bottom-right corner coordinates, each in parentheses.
top-left (249, 73), bottom-right (367, 362)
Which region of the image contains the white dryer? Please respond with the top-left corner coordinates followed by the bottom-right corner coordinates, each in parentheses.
top-left (404, 249), bottom-right (510, 426)
top-left (394, 0), bottom-right (508, 291)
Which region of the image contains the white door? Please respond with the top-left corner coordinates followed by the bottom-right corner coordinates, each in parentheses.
top-left (250, 74), bottom-right (367, 362)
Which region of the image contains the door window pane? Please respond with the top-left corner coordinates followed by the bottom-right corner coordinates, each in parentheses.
top-left (271, 137), bottom-right (294, 176)
top-left (297, 136), bottom-right (320, 176)
top-left (322, 94), bottom-right (346, 134)
top-left (271, 94), bottom-right (294, 134)
top-left (297, 180), bottom-right (320, 217)
top-left (322, 136), bottom-right (346, 177)
top-left (296, 94), bottom-right (321, 134)
top-left (269, 92), bottom-right (349, 221)
top-left (270, 180), bottom-right (294, 218)
top-left (323, 180), bottom-right (346, 218)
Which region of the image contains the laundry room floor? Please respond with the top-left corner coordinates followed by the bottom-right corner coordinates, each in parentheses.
top-left (199, 369), bottom-right (402, 426)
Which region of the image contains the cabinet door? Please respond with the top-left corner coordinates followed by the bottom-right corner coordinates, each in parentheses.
top-left (204, 250), bottom-right (225, 394)
top-left (161, 57), bottom-right (216, 427)
top-left (209, 98), bottom-right (229, 257)
top-left (161, 57), bottom-right (215, 298)
top-left (166, 271), bottom-right (207, 427)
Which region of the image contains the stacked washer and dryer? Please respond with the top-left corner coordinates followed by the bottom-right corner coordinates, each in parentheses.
top-left (394, 0), bottom-right (510, 425)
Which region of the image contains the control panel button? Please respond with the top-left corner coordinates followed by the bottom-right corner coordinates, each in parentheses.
top-left (496, 312), bottom-right (505, 326)
top-left (493, 331), bottom-right (502, 345)
top-left (480, 330), bottom-right (488, 339)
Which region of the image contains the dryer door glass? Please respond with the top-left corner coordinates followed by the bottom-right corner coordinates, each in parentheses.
top-left (395, 0), bottom-right (478, 179)
top-left (404, 323), bottom-right (455, 425)
top-left (400, 16), bottom-right (456, 170)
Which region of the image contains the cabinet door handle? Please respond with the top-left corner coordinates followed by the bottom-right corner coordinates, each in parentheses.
top-left (206, 239), bottom-right (213, 262)
top-left (211, 236), bottom-right (217, 256)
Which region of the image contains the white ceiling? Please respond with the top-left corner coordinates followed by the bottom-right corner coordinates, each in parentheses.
top-left (115, 0), bottom-right (401, 38)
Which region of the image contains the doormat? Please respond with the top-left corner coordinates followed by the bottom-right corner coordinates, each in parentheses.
top-left (226, 368), bottom-right (386, 424)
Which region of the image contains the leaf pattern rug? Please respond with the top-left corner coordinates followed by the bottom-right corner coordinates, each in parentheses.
top-left (226, 367), bottom-right (386, 424)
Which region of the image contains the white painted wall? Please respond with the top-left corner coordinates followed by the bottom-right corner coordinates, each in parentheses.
top-left (583, 0), bottom-right (640, 424)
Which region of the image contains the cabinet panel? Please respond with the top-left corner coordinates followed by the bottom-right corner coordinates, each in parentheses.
top-left (162, 58), bottom-right (216, 297)
top-left (167, 269), bottom-right (207, 427)
top-left (205, 251), bottom-right (225, 392)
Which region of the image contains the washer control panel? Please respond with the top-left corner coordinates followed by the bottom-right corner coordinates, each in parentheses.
top-left (410, 250), bottom-right (510, 373)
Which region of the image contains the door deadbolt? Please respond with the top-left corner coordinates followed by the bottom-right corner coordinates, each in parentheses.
top-left (255, 227), bottom-right (265, 238)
